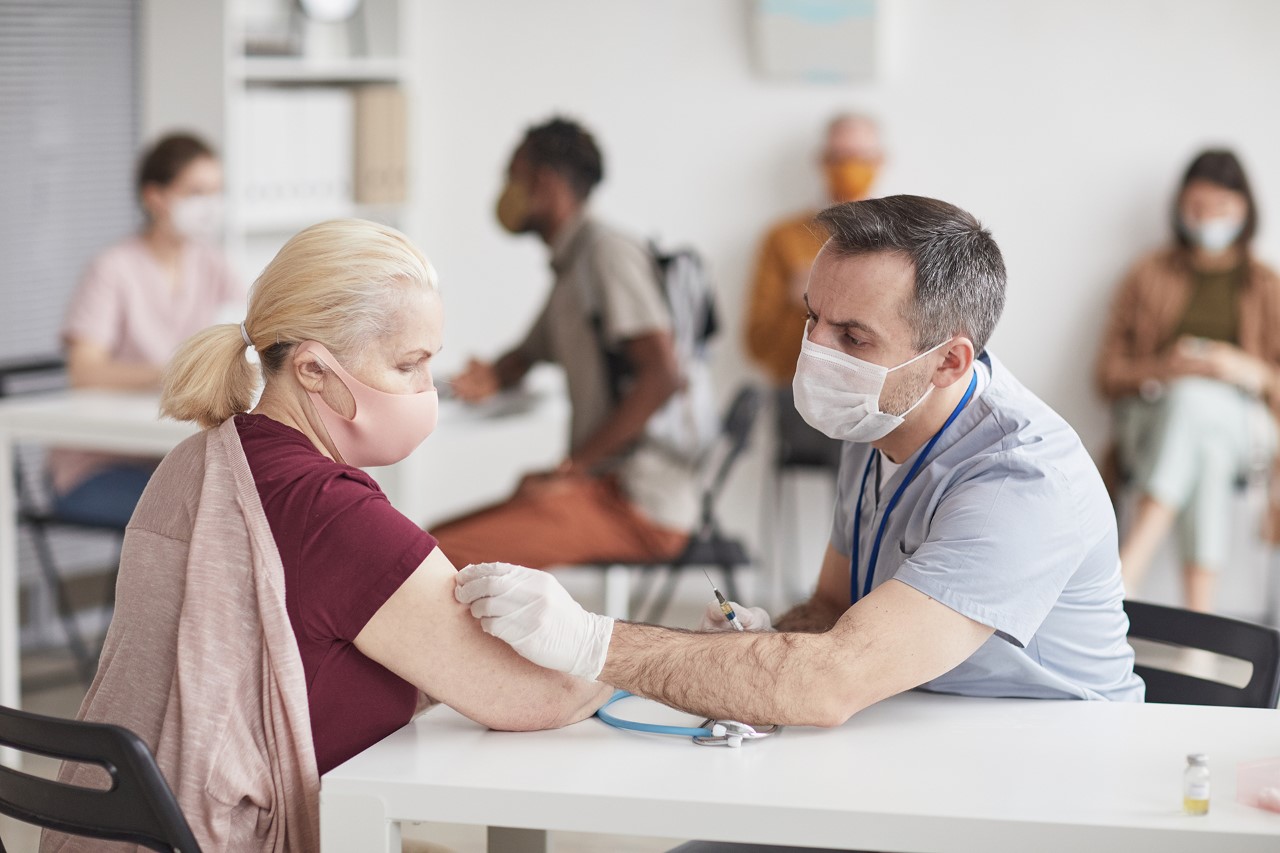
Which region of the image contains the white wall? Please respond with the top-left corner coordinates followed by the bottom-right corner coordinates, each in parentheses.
top-left (409, 0), bottom-right (1280, 611)
top-left (413, 0), bottom-right (1280, 453)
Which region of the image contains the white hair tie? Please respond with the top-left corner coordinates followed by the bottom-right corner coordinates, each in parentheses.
top-left (239, 321), bottom-right (254, 349)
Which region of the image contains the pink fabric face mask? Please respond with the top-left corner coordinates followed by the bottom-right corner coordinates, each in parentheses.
top-left (296, 341), bottom-right (439, 468)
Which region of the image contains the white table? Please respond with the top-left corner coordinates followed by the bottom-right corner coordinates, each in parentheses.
top-left (0, 385), bottom-right (567, 720)
top-left (0, 391), bottom-right (196, 720)
top-left (320, 691), bottom-right (1280, 852)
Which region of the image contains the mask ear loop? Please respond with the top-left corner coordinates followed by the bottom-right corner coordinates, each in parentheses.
top-left (294, 342), bottom-right (350, 466)
top-left (884, 337), bottom-right (959, 419)
top-left (888, 335), bottom-right (953, 374)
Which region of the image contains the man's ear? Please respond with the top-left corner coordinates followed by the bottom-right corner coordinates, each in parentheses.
top-left (937, 336), bottom-right (976, 386)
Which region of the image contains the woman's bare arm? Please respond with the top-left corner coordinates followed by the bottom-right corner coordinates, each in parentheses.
top-left (354, 548), bottom-right (611, 730)
top-left (66, 338), bottom-right (164, 391)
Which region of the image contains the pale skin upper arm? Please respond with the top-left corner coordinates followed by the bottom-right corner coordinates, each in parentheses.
top-left (355, 549), bottom-right (611, 731)
top-left (810, 543), bottom-right (994, 697)
top-left (820, 578), bottom-right (995, 719)
top-left (65, 338), bottom-right (164, 391)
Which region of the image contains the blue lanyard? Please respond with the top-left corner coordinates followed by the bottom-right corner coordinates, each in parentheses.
top-left (850, 371), bottom-right (978, 604)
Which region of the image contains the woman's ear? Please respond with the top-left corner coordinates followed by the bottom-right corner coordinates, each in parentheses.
top-left (294, 349), bottom-right (327, 393)
top-left (140, 182), bottom-right (166, 221)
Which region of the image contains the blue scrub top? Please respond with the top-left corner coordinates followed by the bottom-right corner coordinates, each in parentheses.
top-left (831, 352), bottom-right (1145, 702)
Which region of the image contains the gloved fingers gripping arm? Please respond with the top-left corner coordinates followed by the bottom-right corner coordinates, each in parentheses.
top-left (456, 562), bottom-right (614, 681)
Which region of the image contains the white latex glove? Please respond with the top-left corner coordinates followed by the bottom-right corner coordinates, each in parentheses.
top-left (698, 599), bottom-right (773, 632)
top-left (454, 562), bottom-right (614, 681)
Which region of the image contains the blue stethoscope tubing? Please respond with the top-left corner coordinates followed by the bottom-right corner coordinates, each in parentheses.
top-left (850, 370), bottom-right (978, 604)
top-left (596, 690), bottom-right (718, 737)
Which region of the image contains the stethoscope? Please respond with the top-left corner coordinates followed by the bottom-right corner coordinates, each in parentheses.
top-left (596, 690), bottom-right (781, 747)
top-left (850, 370), bottom-right (978, 604)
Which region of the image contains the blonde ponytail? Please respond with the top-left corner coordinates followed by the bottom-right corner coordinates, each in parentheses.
top-left (161, 323), bottom-right (259, 428)
top-left (159, 218), bottom-right (436, 429)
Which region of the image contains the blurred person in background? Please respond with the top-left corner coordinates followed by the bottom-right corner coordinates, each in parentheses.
top-left (745, 113), bottom-right (884, 470)
top-left (1096, 148), bottom-right (1280, 613)
top-left (440, 117), bottom-right (694, 569)
top-left (50, 132), bottom-right (243, 526)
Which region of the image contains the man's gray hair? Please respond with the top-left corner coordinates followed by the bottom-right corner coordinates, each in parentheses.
top-left (814, 195), bottom-right (1006, 354)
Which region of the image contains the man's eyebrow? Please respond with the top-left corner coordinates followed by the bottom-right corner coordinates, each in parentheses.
top-left (802, 295), bottom-right (881, 340)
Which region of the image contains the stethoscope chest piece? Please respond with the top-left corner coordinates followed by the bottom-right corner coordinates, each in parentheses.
top-left (693, 719), bottom-right (781, 747)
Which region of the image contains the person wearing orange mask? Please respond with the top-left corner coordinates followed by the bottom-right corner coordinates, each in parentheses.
top-left (745, 113), bottom-right (884, 469)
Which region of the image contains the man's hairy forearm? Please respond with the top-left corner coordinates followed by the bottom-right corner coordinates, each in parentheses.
top-left (599, 622), bottom-right (850, 727)
top-left (774, 596), bottom-right (845, 633)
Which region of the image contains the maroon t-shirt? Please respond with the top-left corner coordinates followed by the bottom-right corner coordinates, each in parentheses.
top-left (235, 414), bottom-right (437, 774)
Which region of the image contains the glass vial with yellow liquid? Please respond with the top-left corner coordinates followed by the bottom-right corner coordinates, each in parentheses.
top-left (1183, 753), bottom-right (1210, 815)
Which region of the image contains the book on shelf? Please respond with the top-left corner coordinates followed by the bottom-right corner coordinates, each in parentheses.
top-left (354, 84), bottom-right (407, 206)
top-left (237, 83), bottom-right (407, 229)
top-left (241, 86), bottom-right (354, 226)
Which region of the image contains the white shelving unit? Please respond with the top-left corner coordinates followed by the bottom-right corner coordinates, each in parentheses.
top-left (141, 0), bottom-right (420, 283)
top-left (232, 56), bottom-right (407, 84)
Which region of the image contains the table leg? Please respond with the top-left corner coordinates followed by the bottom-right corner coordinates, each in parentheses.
top-left (320, 790), bottom-right (401, 852)
top-left (487, 827), bottom-right (548, 853)
top-left (603, 565), bottom-right (630, 619)
top-left (0, 433), bottom-right (19, 767)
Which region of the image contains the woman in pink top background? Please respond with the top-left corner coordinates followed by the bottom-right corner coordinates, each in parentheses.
top-left (51, 132), bottom-right (244, 525)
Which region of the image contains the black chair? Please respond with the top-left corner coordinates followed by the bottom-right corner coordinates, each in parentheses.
top-left (0, 704), bottom-right (200, 852)
top-left (1125, 600), bottom-right (1280, 708)
top-left (763, 387), bottom-right (843, 605)
top-left (612, 385), bottom-right (764, 624)
top-left (0, 357), bottom-right (125, 685)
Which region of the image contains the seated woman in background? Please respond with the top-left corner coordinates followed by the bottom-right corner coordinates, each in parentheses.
top-left (42, 220), bottom-right (608, 853)
top-left (50, 132), bottom-right (243, 526)
top-left (1096, 149), bottom-right (1280, 613)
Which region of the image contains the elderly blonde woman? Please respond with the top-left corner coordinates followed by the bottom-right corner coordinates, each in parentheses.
top-left (43, 220), bottom-right (608, 853)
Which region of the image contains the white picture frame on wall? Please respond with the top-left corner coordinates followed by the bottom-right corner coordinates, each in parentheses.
top-left (750, 0), bottom-right (878, 83)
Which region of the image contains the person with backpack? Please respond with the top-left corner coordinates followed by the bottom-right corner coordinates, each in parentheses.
top-left (437, 117), bottom-right (701, 569)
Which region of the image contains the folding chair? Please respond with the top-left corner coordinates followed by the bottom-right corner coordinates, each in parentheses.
top-left (595, 385), bottom-right (763, 624)
top-left (0, 703), bottom-right (200, 852)
top-left (760, 386), bottom-right (842, 609)
top-left (0, 357), bottom-right (125, 685)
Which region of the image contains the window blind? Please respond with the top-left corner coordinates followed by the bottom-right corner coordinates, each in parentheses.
top-left (0, 0), bottom-right (139, 361)
top-left (0, 0), bottom-right (139, 650)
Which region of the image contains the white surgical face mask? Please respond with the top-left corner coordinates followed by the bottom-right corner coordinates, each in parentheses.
top-left (171, 194), bottom-right (224, 241)
top-left (1184, 217), bottom-right (1243, 253)
top-left (792, 330), bottom-right (947, 443)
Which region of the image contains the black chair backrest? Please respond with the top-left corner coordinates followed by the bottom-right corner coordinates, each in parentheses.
top-left (0, 705), bottom-right (200, 852)
top-left (0, 356), bottom-right (69, 501)
top-left (1124, 600), bottom-right (1280, 708)
top-left (699, 386), bottom-right (763, 522)
top-left (0, 357), bottom-right (68, 399)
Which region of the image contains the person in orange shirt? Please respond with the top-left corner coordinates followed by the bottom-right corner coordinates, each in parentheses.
top-left (745, 113), bottom-right (884, 467)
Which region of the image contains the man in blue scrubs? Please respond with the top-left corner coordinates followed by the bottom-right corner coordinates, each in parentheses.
top-left (456, 196), bottom-right (1143, 729)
